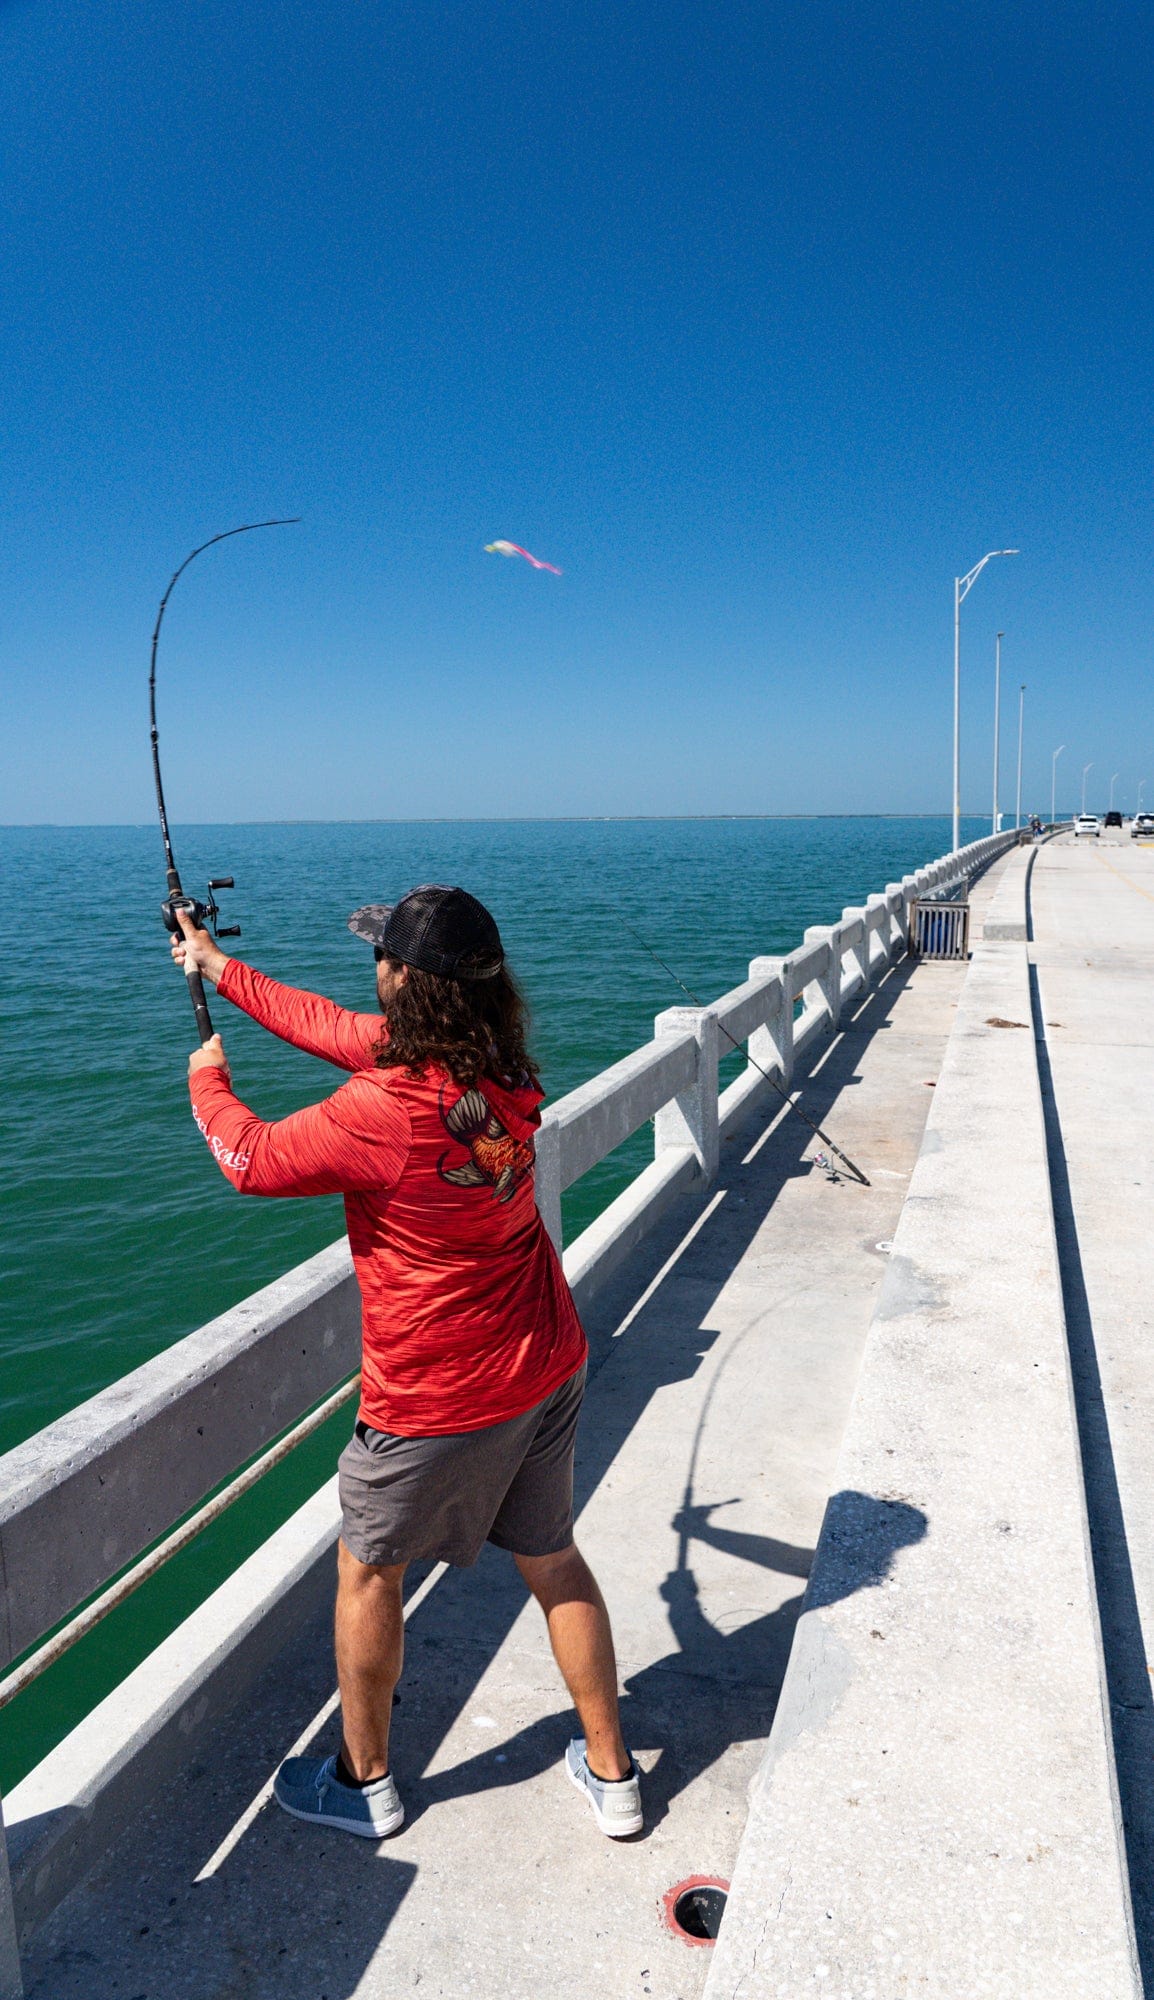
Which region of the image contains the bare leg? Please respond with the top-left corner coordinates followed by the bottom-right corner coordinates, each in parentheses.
top-left (515, 1542), bottom-right (630, 1781)
top-left (334, 1539), bottom-right (407, 1782)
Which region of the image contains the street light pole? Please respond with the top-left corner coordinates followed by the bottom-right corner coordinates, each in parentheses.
top-left (1139, 779), bottom-right (1147, 813)
top-left (1110, 771), bottom-right (1120, 811)
top-left (1015, 684), bottom-right (1026, 830)
top-left (1052, 745), bottom-right (1066, 827)
top-left (953, 549), bottom-right (1020, 853)
top-left (992, 632), bottom-right (1003, 833)
top-left (1082, 763), bottom-right (1092, 814)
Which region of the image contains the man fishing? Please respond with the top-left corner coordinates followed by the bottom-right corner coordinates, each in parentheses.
top-left (173, 884), bottom-right (643, 1842)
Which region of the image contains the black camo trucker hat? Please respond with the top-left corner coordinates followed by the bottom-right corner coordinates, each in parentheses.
top-left (347, 884), bottom-right (504, 980)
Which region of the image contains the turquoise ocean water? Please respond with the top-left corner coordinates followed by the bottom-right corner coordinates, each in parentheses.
top-left (0, 816), bottom-right (984, 1784)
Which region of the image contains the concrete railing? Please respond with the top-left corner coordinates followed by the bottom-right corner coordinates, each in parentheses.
top-left (0, 825), bottom-right (1017, 1982)
top-left (538, 827), bottom-right (1014, 1302)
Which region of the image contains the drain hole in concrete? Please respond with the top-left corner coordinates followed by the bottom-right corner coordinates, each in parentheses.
top-left (672, 1884), bottom-right (727, 1941)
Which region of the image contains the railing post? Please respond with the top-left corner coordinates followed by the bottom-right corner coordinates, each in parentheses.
top-left (0, 1799), bottom-right (22, 2000)
top-left (900, 873), bottom-right (920, 952)
top-left (748, 957), bottom-right (793, 1090)
top-left (534, 1114), bottom-right (563, 1254)
top-left (864, 895), bottom-right (887, 979)
top-left (653, 1007), bottom-right (720, 1183)
top-left (802, 924), bottom-right (843, 1032)
top-left (883, 884), bottom-right (905, 963)
top-left (841, 907), bottom-right (870, 995)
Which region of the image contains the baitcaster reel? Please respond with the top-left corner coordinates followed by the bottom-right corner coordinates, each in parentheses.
top-left (161, 875), bottom-right (242, 945)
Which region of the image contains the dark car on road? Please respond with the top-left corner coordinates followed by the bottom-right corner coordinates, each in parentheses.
top-left (1105, 809), bottom-right (1123, 828)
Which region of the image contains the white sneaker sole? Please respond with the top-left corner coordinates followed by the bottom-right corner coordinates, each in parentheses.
top-left (275, 1792), bottom-right (405, 1839)
top-left (565, 1756), bottom-right (643, 1838)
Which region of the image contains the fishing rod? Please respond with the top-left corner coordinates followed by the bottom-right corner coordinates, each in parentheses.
top-left (623, 923), bottom-right (871, 1187)
top-left (150, 518), bottom-right (300, 1042)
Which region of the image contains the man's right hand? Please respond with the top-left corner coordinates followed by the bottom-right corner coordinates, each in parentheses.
top-left (172, 906), bottom-right (230, 987)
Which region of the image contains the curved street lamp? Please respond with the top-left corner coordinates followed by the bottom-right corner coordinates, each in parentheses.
top-left (953, 550), bottom-right (1019, 852)
top-left (1052, 745), bottom-right (1066, 826)
top-left (1082, 762), bottom-right (1093, 814)
top-left (1109, 771), bottom-right (1120, 811)
top-left (1015, 684), bottom-right (1026, 829)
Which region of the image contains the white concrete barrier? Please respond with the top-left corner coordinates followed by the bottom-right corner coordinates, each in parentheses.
top-left (0, 1241), bottom-right (358, 1672)
top-left (0, 1803), bottom-right (19, 2000)
top-left (983, 838), bottom-right (1033, 939)
top-left (6, 1483), bottom-right (342, 1948)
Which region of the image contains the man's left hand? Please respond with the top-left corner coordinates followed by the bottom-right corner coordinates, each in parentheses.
top-left (189, 1033), bottom-right (230, 1079)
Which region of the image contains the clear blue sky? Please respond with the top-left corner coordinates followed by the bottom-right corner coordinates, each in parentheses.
top-left (2, 0), bottom-right (1151, 822)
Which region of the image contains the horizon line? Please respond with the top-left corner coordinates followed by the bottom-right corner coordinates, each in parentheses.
top-left (2, 810), bottom-right (1012, 830)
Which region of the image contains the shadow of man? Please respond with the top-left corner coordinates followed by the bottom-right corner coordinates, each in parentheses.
top-left (414, 1489), bottom-right (926, 1835)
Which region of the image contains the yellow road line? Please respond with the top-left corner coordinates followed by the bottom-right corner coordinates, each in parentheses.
top-left (1094, 847), bottom-right (1154, 905)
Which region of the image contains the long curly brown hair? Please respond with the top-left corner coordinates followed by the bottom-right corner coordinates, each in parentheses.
top-left (374, 958), bottom-right (540, 1090)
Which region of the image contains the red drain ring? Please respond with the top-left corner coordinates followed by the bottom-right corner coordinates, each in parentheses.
top-left (661, 1875), bottom-right (731, 1946)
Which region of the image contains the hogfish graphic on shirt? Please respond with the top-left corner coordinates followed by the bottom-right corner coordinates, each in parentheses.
top-left (437, 1086), bottom-right (534, 1203)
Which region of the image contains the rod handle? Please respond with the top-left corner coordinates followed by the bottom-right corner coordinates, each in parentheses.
top-left (186, 965), bottom-right (215, 1044)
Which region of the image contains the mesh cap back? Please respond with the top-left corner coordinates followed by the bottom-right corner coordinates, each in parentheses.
top-left (347, 884), bottom-right (504, 979)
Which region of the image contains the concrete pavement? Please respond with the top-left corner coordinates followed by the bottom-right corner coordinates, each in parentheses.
top-left (26, 840), bottom-right (1150, 1999)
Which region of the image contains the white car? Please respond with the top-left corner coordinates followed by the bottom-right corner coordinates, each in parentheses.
top-left (1073, 814), bottom-right (1101, 838)
top-left (1131, 813), bottom-right (1154, 839)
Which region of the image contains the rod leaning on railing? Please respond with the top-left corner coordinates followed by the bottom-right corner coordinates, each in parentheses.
top-left (0, 824), bottom-right (1019, 1979)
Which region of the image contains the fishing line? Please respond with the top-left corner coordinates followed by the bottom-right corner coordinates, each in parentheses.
top-left (149, 517), bottom-right (300, 1041)
top-left (622, 922), bottom-right (871, 1187)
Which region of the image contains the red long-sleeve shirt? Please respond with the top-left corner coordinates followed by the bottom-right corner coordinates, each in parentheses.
top-left (189, 958), bottom-right (586, 1435)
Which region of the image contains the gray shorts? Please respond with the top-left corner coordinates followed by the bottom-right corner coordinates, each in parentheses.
top-left (337, 1363), bottom-right (587, 1569)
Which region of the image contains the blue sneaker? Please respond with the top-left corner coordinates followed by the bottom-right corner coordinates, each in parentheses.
top-left (565, 1738), bottom-right (643, 1837)
top-left (273, 1754), bottom-right (404, 1838)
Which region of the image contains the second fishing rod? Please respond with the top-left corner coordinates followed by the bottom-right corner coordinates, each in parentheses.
top-left (623, 923), bottom-right (871, 1187)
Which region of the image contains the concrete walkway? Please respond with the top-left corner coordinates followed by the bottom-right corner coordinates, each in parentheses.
top-left (20, 865), bottom-right (1009, 2000)
top-left (1031, 830), bottom-right (1154, 1983)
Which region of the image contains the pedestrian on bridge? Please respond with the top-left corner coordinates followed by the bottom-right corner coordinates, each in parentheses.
top-left (173, 885), bottom-right (643, 1842)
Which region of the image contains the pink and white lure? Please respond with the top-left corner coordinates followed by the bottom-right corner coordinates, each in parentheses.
top-left (484, 539), bottom-right (562, 575)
